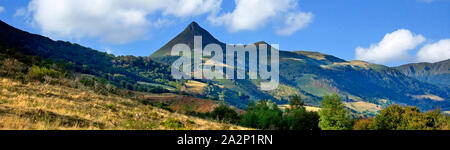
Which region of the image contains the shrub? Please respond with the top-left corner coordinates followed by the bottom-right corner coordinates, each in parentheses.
top-left (148, 86), bottom-right (169, 93)
top-left (353, 118), bottom-right (374, 130)
top-left (0, 58), bottom-right (26, 77)
top-left (210, 104), bottom-right (240, 124)
top-left (105, 103), bottom-right (116, 111)
top-left (373, 105), bottom-right (449, 130)
top-left (25, 65), bottom-right (60, 82)
top-left (160, 118), bottom-right (185, 130)
top-left (80, 77), bottom-right (95, 87)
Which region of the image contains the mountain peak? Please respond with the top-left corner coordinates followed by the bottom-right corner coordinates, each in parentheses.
top-left (182, 21), bottom-right (210, 36)
top-left (150, 21), bottom-right (223, 59)
top-left (254, 41), bottom-right (269, 45)
top-left (188, 21), bottom-right (200, 29)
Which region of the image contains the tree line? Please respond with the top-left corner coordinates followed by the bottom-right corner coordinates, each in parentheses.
top-left (203, 94), bottom-right (450, 130)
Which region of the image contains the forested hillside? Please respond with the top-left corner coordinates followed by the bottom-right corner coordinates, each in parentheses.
top-left (150, 22), bottom-right (450, 113)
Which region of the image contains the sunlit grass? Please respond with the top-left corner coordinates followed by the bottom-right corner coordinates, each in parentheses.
top-left (0, 78), bottom-right (247, 130)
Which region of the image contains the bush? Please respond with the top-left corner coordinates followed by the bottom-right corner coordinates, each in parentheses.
top-left (0, 58), bottom-right (26, 77)
top-left (160, 118), bottom-right (185, 130)
top-left (25, 65), bottom-right (61, 82)
top-left (353, 118), bottom-right (374, 130)
top-left (373, 105), bottom-right (449, 130)
top-left (80, 77), bottom-right (95, 87)
top-left (105, 103), bottom-right (116, 111)
top-left (210, 104), bottom-right (240, 124)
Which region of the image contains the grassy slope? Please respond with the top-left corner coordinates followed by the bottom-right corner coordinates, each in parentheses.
top-left (0, 78), bottom-right (247, 130)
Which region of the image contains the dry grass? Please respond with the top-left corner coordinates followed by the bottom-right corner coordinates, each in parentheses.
top-left (278, 104), bottom-right (321, 112)
top-left (305, 106), bottom-right (321, 112)
top-left (294, 51), bottom-right (326, 60)
top-left (145, 93), bottom-right (220, 113)
top-left (344, 101), bottom-right (381, 114)
top-left (281, 58), bottom-right (305, 62)
top-left (269, 84), bottom-right (301, 101)
top-left (184, 80), bottom-right (207, 95)
top-left (321, 60), bottom-right (372, 69)
top-left (0, 78), bottom-right (248, 130)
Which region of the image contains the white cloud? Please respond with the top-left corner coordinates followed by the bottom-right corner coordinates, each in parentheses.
top-left (417, 39), bottom-right (450, 63)
top-left (0, 6), bottom-right (5, 13)
top-left (208, 0), bottom-right (311, 34)
top-left (276, 12), bottom-right (313, 36)
top-left (14, 7), bottom-right (27, 17)
top-left (164, 0), bottom-right (222, 17)
top-left (24, 0), bottom-right (311, 43)
top-left (355, 29), bottom-right (425, 64)
top-left (27, 0), bottom-right (222, 44)
top-left (209, 0), bottom-right (294, 31)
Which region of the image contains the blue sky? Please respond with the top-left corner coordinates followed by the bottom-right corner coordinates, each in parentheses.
top-left (0, 0), bottom-right (449, 66)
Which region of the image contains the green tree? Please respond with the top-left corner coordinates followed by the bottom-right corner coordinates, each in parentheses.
top-left (241, 100), bottom-right (283, 130)
top-left (372, 105), bottom-right (449, 130)
top-left (240, 101), bottom-right (258, 128)
top-left (289, 95), bottom-right (304, 110)
top-left (373, 105), bottom-right (408, 130)
top-left (210, 104), bottom-right (240, 124)
top-left (318, 94), bottom-right (352, 130)
top-left (285, 108), bottom-right (320, 130)
top-left (285, 95), bottom-right (319, 130)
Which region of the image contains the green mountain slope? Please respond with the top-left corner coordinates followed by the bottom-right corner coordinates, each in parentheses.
top-left (0, 20), bottom-right (175, 93)
top-left (150, 22), bottom-right (450, 112)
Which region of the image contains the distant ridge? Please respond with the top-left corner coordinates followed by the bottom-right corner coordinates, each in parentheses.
top-left (394, 59), bottom-right (450, 87)
top-left (148, 21), bottom-right (450, 111)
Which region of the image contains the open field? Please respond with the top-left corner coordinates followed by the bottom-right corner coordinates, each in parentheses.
top-left (278, 104), bottom-right (321, 112)
top-left (344, 101), bottom-right (381, 114)
top-left (305, 106), bottom-right (321, 112)
top-left (0, 78), bottom-right (248, 130)
top-left (184, 80), bottom-right (207, 95)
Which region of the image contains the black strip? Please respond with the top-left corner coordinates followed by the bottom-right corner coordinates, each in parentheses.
top-left (0, 130), bottom-right (448, 148)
